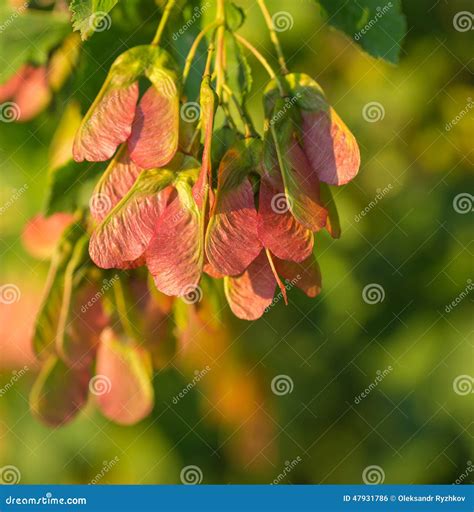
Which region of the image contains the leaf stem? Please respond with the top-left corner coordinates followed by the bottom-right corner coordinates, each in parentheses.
top-left (151, 0), bottom-right (177, 46)
top-left (215, 0), bottom-right (226, 99)
top-left (184, 119), bottom-right (203, 155)
top-left (234, 33), bottom-right (285, 95)
top-left (182, 21), bottom-right (221, 83)
top-left (222, 83), bottom-right (256, 138)
top-left (112, 277), bottom-right (137, 340)
top-left (257, 0), bottom-right (288, 74)
top-left (222, 106), bottom-right (238, 131)
top-left (204, 40), bottom-right (215, 77)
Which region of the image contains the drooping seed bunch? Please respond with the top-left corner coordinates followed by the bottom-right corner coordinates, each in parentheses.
top-left (74, 7), bottom-right (360, 322)
top-left (19, 0), bottom-right (360, 426)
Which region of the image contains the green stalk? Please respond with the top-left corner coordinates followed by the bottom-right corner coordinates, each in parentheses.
top-left (183, 21), bottom-right (221, 83)
top-left (151, 0), bottom-right (177, 46)
top-left (257, 0), bottom-right (289, 75)
top-left (222, 83), bottom-right (256, 137)
top-left (112, 277), bottom-right (137, 340)
top-left (234, 33), bottom-right (286, 95)
top-left (215, 0), bottom-right (226, 98)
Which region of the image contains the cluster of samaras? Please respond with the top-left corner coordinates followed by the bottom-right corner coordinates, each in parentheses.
top-left (75, 46), bottom-right (360, 321)
top-left (19, 40), bottom-right (360, 427)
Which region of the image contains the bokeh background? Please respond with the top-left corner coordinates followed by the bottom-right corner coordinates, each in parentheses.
top-left (0, 0), bottom-right (472, 484)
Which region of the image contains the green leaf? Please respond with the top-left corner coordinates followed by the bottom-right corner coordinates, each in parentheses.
top-left (237, 42), bottom-right (252, 99)
top-left (45, 160), bottom-right (104, 215)
top-left (32, 221), bottom-right (87, 358)
top-left (211, 125), bottom-right (237, 170)
top-left (70, 0), bottom-right (119, 40)
top-left (225, 33), bottom-right (253, 103)
top-left (0, 4), bottom-right (70, 82)
top-left (226, 2), bottom-right (245, 31)
top-left (202, 0), bottom-right (246, 32)
top-left (317, 0), bottom-right (406, 63)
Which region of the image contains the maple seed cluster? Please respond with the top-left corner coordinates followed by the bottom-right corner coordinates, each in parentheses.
top-left (75, 46), bottom-right (360, 320)
top-left (1, 0), bottom-right (362, 428)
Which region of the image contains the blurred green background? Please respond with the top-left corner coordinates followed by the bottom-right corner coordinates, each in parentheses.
top-left (0, 0), bottom-right (472, 485)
